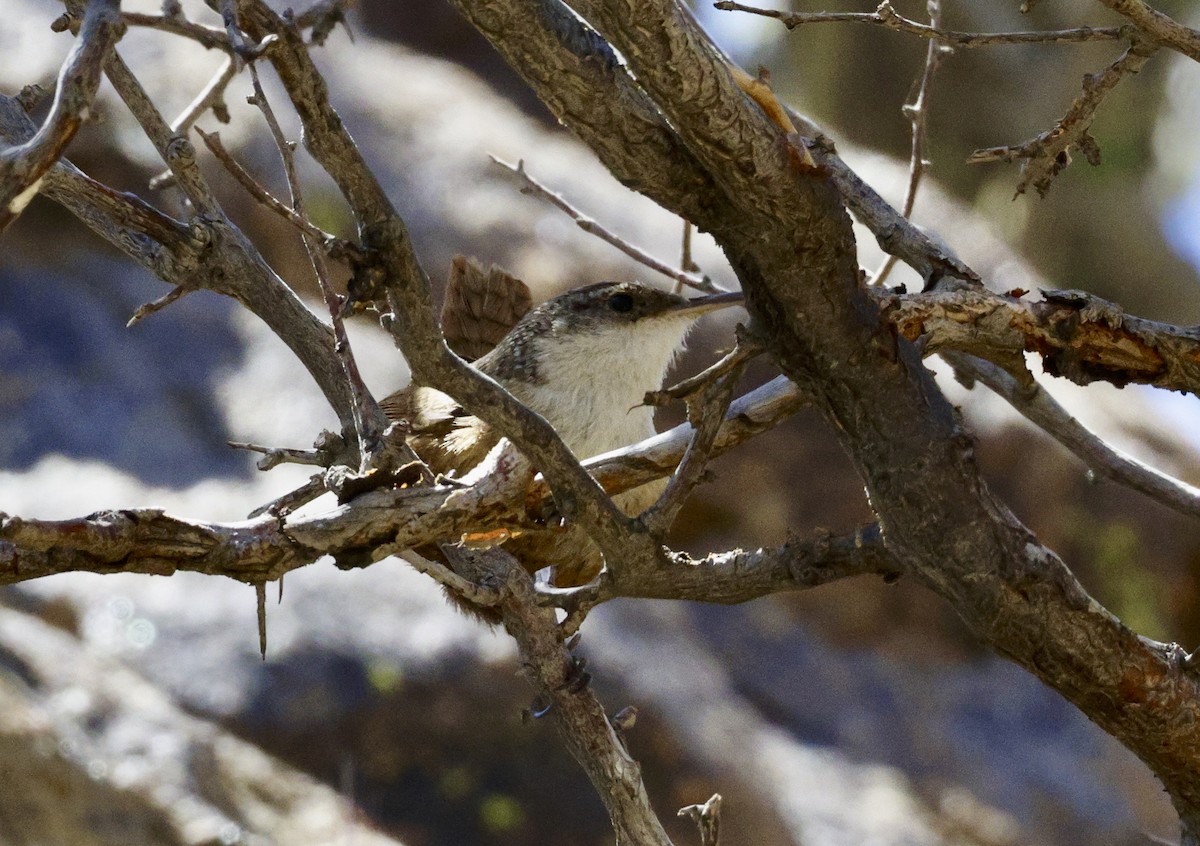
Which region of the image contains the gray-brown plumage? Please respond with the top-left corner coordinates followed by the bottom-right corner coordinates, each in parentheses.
top-left (382, 274), bottom-right (742, 588)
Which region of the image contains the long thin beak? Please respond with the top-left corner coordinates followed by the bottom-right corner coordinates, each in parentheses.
top-left (672, 289), bottom-right (744, 317)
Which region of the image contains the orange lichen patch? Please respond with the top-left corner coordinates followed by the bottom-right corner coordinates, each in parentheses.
top-left (461, 528), bottom-right (522, 550)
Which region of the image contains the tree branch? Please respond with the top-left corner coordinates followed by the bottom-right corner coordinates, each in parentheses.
top-left (967, 39), bottom-right (1159, 196)
top-left (879, 287), bottom-right (1200, 395)
top-left (714, 0), bottom-right (1135, 48)
top-left (0, 0), bottom-right (123, 232)
top-left (457, 547), bottom-right (674, 845)
top-left (945, 353), bottom-right (1200, 520)
top-left (492, 155), bottom-right (726, 294)
top-left (236, 0), bottom-right (664, 574)
top-left (0, 377), bottom-right (806, 587)
top-left (466, 0), bottom-right (1200, 828)
top-left (869, 0), bottom-right (946, 288)
top-left (1091, 0), bottom-right (1200, 62)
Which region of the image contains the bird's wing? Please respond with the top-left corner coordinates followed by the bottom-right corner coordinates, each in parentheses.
top-left (379, 385), bottom-right (497, 475)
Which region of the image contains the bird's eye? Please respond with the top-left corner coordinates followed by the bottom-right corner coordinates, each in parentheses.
top-left (608, 293), bottom-right (635, 313)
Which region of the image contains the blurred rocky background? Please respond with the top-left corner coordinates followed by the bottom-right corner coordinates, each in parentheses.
top-left (2, 0), bottom-right (1199, 843)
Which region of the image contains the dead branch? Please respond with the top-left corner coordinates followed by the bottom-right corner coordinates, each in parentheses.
top-left (492, 156), bottom-right (725, 294)
top-left (0, 0), bottom-right (123, 232)
top-left (714, 1), bottom-right (1134, 47)
top-left (967, 39), bottom-right (1159, 196)
top-left (0, 376), bottom-right (805, 588)
top-left (870, 0), bottom-right (946, 287)
top-left (1091, 0), bottom-right (1200, 62)
top-left (879, 287), bottom-right (1200, 395)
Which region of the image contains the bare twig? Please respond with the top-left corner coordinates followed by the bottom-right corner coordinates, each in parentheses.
top-left (946, 352), bottom-right (1200, 520)
top-left (246, 62), bottom-right (387, 469)
top-left (147, 56), bottom-right (240, 190)
top-left (713, 0), bottom-right (1135, 47)
top-left (0, 0), bottom-right (123, 232)
top-left (127, 283), bottom-right (196, 326)
top-left (643, 331), bottom-right (753, 535)
top-left (255, 581), bottom-right (268, 658)
top-left (400, 549), bottom-right (502, 608)
top-left (194, 127), bottom-right (354, 254)
top-left (123, 10), bottom-right (230, 52)
top-left (870, 0), bottom-right (946, 288)
top-left (967, 39), bottom-right (1159, 196)
top-left (174, 56), bottom-right (237, 134)
top-left (247, 474), bottom-right (326, 518)
top-left (228, 440), bottom-right (330, 469)
top-left (492, 156), bottom-right (727, 294)
top-left (676, 220), bottom-right (699, 295)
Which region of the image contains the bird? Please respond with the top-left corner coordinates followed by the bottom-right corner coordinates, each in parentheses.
top-left (381, 279), bottom-right (743, 589)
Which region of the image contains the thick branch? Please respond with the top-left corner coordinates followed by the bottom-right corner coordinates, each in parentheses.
top-left (880, 287), bottom-right (1200, 395)
top-left (1091, 0), bottom-right (1200, 62)
top-left (0, 377), bottom-right (804, 586)
top-left (468, 0), bottom-right (1200, 825)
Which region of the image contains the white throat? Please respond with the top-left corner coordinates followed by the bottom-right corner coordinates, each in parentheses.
top-left (509, 316), bottom-right (693, 460)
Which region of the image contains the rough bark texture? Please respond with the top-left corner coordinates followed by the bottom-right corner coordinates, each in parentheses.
top-left (452, 0), bottom-right (1200, 829)
top-left (5, 0), bottom-right (1200, 840)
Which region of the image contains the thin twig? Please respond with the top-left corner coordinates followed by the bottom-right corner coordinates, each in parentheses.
top-left (193, 127), bottom-right (354, 254)
top-left (400, 550), bottom-right (502, 608)
top-left (173, 56), bottom-right (237, 134)
top-left (967, 39), bottom-right (1159, 196)
top-left (245, 61), bottom-right (428, 487)
top-left (255, 581), bottom-right (268, 659)
top-left (247, 474), bottom-right (327, 518)
top-left (228, 440), bottom-right (330, 469)
top-left (127, 283), bottom-right (196, 326)
top-left (713, 0), bottom-right (1135, 47)
top-left (870, 0), bottom-right (946, 287)
top-left (247, 62), bottom-right (385, 469)
top-left (492, 156), bottom-right (727, 294)
top-left (645, 332), bottom-right (764, 405)
top-left (639, 336), bottom-right (756, 538)
top-left (123, 11), bottom-right (231, 52)
top-left (676, 219), bottom-right (698, 295)
top-left (947, 353), bottom-right (1200, 520)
